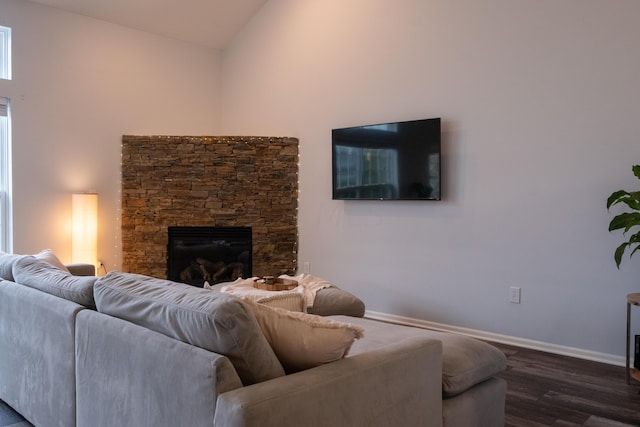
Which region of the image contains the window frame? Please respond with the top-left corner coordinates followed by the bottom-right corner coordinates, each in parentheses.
top-left (0, 97), bottom-right (11, 252)
top-left (0, 25), bottom-right (11, 80)
top-left (0, 25), bottom-right (11, 252)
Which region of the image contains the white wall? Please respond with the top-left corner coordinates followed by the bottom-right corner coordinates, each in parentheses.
top-left (221, 0), bottom-right (640, 359)
top-left (0, 0), bottom-right (221, 269)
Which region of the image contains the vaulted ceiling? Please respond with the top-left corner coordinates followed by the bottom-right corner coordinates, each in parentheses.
top-left (27, 0), bottom-right (268, 49)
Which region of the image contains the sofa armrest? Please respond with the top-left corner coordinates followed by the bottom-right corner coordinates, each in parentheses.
top-left (66, 263), bottom-right (95, 276)
top-left (215, 337), bottom-right (443, 427)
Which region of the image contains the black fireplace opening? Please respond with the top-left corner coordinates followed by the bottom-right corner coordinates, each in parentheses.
top-left (167, 226), bottom-right (252, 287)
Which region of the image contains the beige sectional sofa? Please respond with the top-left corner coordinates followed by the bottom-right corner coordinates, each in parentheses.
top-left (0, 251), bottom-right (507, 427)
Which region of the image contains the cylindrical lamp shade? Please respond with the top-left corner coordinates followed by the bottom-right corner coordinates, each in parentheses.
top-left (72, 193), bottom-right (98, 267)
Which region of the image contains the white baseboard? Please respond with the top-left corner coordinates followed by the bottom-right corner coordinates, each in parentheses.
top-left (364, 310), bottom-right (626, 367)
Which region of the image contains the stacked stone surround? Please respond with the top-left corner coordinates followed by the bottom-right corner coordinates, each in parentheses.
top-left (121, 135), bottom-right (299, 280)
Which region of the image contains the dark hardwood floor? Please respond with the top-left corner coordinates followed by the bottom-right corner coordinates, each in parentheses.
top-left (493, 342), bottom-right (640, 426)
top-left (2, 343), bottom-right (639, 426)
top-left (0, 400), bottom-right (30, 427)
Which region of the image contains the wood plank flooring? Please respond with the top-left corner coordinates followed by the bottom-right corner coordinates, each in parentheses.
top-left (493, 342), bottom-right (640, 426)
top-left (1, 343), bottom-right (639, 426)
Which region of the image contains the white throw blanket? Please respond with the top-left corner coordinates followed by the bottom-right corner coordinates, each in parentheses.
top-left (220, 274), bottom-right (332, 308)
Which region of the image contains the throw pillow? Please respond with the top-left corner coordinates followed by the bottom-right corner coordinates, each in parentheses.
top-left (34, 249), bottom-right (70, 272)
top-left (254, 292), bottom-right (306, 312)
top-left (244, 298), bottom-right (364, 372)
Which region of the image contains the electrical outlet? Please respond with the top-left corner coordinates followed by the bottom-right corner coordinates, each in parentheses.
top-left (509, 286), bottom-right (521, 304)
top-left (303, 261), bottom-right (311, 274)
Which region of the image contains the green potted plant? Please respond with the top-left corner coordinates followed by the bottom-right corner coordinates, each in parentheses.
top-left (607, 165), bottom-right (640, 268)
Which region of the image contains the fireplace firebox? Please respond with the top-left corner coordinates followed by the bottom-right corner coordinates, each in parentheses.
top-left (167, 226), bottom-right (252, 287)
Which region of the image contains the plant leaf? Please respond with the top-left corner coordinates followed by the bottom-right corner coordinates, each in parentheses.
top-left (607, 190), bottom-right (630, 209)
top-left (607, 191), bottom-right (640, 210)
top-left (608, 212), bottom-right (640, 232)
top-left (608, 166), bottom-right (640, 269)
top-left (614, 242), bottom-right (629, 268)
top-left (619, 195), bottom-right (640, 211)
top-left (627, 192), bottom-right (640, 210)
top-left (613, 232), bottom-right (640, 268)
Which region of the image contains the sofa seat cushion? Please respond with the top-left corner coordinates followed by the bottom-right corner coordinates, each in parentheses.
top-left (12, 256), bottom-right (96, 308)
top-left (333, 316), bottom-right (506, 397)
top-left (94, 271), bottom-right (285, 386)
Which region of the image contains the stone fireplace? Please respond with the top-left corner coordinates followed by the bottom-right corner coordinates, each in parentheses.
top-left (121, 135), bottom-right (299, 280)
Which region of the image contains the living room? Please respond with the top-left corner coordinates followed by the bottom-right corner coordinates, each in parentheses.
top-left (1, 0), bottom-right (639, 399)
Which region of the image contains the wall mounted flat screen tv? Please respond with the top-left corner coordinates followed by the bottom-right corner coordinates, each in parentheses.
top-left (332, 118), bottom-right (441, 200)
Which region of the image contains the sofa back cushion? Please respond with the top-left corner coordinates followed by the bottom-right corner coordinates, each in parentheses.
top-left (94, 271), bottom-right (285, 385)
top-left (12, 256), bottom-right (96, 308)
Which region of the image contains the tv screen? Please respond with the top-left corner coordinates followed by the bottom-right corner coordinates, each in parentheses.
top-left (332, 118), bottom-right (441, 200)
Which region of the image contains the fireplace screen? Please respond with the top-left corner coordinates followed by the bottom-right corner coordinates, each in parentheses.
top-left (167, 226), bottom-right (252, 287)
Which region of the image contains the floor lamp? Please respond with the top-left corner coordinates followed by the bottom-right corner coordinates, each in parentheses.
top-left (72, 193), bottom-right (98, 269)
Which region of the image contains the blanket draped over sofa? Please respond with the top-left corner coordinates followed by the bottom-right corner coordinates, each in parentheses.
top-left (218, 274), bottom-right (332, 308)
top-left (0, 251), bottom-right (506, 427)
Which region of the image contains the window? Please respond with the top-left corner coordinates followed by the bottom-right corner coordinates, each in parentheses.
top-left (0, 97), bottom-right (10, 252)
top-left (0, 25), bottom-right (11, 252)
top-left (0, 97), bottom-right (13, 252)
top-left (0, 26), bottom-right (10, 80)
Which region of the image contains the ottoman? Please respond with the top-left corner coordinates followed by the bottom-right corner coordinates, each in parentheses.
top-left (339, 316), bottom-right (507, 427)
